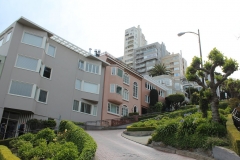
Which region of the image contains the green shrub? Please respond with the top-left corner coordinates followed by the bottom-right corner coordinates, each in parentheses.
top-left (0, 145), bottom-right (20, 160)
top-left (0, 138), bottom-right (15, 148)
top-left (18, 133), bottom-right (35, 142)
top-left (73, 121), bottom-right (85, 126)
top-left (179, 105), bottom-right (195, 110)
top-left (225, 107), bottom-right (232, 114)
top-left (129, 112), bottom-right (139, 116)
top-left (138, 114), bottom-right (158, 121)
top-left (35, 128), bottom-right (56, 142)
top-left (126, 126), bottom-right (156, 131)
top-left (219, 101), bottom-right (229, 109)
top-left (60, 120), bottom-right (97, 160)
top-left (203, 137), bottom-right (229, 150)
top-left (43, 120), bottom-right (56, 128)
top-left (51, 142), bottom-right (79, 160)
top-left (178, 116), bottom-right (198, 136)
top-left (196, 122), bottom-right (227, 137)
top-left (226, 114), bottom-right (240, 156)
top-left (18, 141), bottom-right (34, 160)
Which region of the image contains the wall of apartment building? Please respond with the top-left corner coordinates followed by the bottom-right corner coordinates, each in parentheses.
top-left (101, 57), bottom-right (142, 120)
top-left (0, 55), bottom-right (6, 77)
top-left (0, 21), bottom-right (105, 123)
top-left (141, 79), bottom-right (166, 109)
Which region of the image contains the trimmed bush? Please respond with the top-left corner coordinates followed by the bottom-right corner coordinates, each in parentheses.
top-left (126, 126), bottom-right (156, 131)
top-left (203, 137), bottom-right (229, 150)
top-left (0, 145), bottom-right (20, 160)
top-left (226, 114), bottom-right (240, 156)
top-left (129, 112), bottom-right (139, 116)
top-left (196, 122), bottom-right (227, 137)
top-left (0, 138), bottom-right (15, 148)
top-left (219, 101), bottom-right (229, 109)
top-left (59, 120), bottom-right (97, 160)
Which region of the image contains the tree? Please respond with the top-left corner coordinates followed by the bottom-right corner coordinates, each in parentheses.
top-left (191, 92), bottom-right (200, 105)
top-left (185, 87), bottom-right (199, 99)
top-left (149, 89), bottom-right (158, 106)
top-left (186, 48), bottom-right (239, 122)
top-left (166, 93), bottom-right (185, 110)
top-left (223, 78), bottom-right (240, 98)
top-left (148, 63), bottom-right (172, 77)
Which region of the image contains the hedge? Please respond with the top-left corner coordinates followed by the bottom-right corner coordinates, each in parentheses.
top-left (138, 114), bottom-right (158, 121)
top-left (0, 138), bottom-right (15, 148)
top-left (226, 114), bottom-right (240, 156)
top-left (59, 120), bottom-right (97, 160)
top-left (0, 145), bottom-right (20, 160)
top-left (127, 126), bottom-right (156, 131)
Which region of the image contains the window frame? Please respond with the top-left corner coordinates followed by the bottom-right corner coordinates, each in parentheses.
top-left (46, 44), bottom-right (56, 57)
top-left (107, 102), bottom-right (120, 115)
top-left (85, 62), bottom-right (99, 75)
top-left (21, 32), bottom-right (44, 48)
top-left (72, 100), bottom-right (97, 116)
top-left (121, 105), bottom-right (128, 116)
top-left (78, 60), bottom-right (85, 70)
top-left (75, 79), bottom-right (82, 90)
top-left (15, 54), bottom-right (41, 72)
top-left (82, 81), bottom-right (99, 94)
top-left (80, 101), bottom-right (92, 115)
top-left (145, 95), bottom-right (150, 103)
top-left (123, 73), bottom-right (130, 85)
top-left (36, 88), bottom-right (48, 104)
top-left (6, 32), bottom-right (12, 42)
top-left (41, 65), bottom-right (52, 79)
top-left (116, 85), bottom-right (123, 95)
top-left (72, 100), bottom-right (80, 112)
top-left (123, 89), bottom-right (129, 101)
top-left (8, 80), bottom-right (36, 98)
top-left (133, 82), bottom-right (138, 98)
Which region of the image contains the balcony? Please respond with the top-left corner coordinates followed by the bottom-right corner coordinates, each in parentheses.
top-left (108, 93), bottom-right (123, 105)
top-left (143, 54), bottom-right (157, 61)
top-left (137, 68), bottom-right (146, 72)
top-left (136, 59), bottom-right (144, 64)
top-left (136, 64), bottom-right (146, 69)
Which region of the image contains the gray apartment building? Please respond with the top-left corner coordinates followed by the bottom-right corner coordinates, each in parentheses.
top-left (133, 42), bottom-right (170, 75)
top-left (0, 17), bottom-right (108, 136)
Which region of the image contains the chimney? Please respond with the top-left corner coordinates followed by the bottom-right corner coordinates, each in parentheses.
top-left (89, 48), bottom-right (92, 54)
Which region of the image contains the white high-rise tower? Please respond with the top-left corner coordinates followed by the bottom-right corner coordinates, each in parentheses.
top-left (123, 25), bottom-right (147, 67)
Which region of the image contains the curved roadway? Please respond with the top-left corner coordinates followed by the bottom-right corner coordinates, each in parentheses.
top-left (87, 129), bottom-right (195, 160)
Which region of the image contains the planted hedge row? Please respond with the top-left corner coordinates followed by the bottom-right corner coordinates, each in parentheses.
top-left (226, 114), bottom-right (240, 156)
top-left (126, 126), bottom-right (156, 131)
top-left (59, 120), bottom-right (97, 160)
top-left (0, 145), bottom-right (20, 160)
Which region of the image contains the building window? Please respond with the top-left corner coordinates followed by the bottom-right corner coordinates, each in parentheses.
top-left (174, 67), bottom-right (179, 70)
top-left (47, 45), bottom-right (56, 57)
top-left (174, 73), bottom-right (179, 77)
top-left (83, 82), bottom-right (99, 94)
top-left (86, 62), bottom-right (99, 74)
top-left (116, 85), bottom-right (122, 95)
top-left (38, 89), bottom-right (48, 103)
top-left (175, 83), bottom-right (180, 90)
top-left (0, 38), bottom-right (3, 46)
top-left (108, 102), bottom-right (119, 114)
top-left (159, 90), bottom-right (164, 97)
top-left (174, 62), bottom-right (179, 65)
top-left (43, 66), bottom-right (52, 79)
top-left (81, 102), bottom-right (91, 114)
top-left (123, 73), bottom-right (129, 85)
top-left (9, 80), bottom-right (33, 97)
top-left (75, 79), bottom-right (81, 90)
top-left (122, 105), bottom-right (128, 116)
top-left (145, 95), bottom-right (150, 103)
top-left (110, 84), bottom-right (115, 93)
top-left (73, 100), bottom-right (79, 111)
top-left (133, 106), bottom-right (138, 113)
top-left (79, 60), bottom-right (84, 70)
top-left (133, 82), bottom-right (138, 98)
top-left (22, 32), bottom-right (43, 47)
top-left (117, 68), bottom-right (123, 77)
top-left (123, 89), bottom-right (129, 101)
top-left (111, 67), bottom-right (116, 75)
top-left (15, 55), bottom-right (39, 71)
top-left (6, 32), bottom-right (12, 42)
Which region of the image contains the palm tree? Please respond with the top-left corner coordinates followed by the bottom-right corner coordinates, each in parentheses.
top-left (148, 63), bottom-right (172, 77)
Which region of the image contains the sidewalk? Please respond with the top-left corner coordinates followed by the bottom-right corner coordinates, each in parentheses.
top-left (121, 132), bottom-right (151, 145)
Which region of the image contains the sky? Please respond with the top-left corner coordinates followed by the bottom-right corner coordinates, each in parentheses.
top-left (0, 0), bottom-right (240, 79)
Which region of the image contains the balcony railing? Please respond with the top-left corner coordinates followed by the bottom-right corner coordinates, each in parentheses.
top-left (136, 64), bottom-right (146, 69)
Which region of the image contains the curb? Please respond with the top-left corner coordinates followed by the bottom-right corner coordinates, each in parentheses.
top-left (121, 133), bottom-right (149, 145)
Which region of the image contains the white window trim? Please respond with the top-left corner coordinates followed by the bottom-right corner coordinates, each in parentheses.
top-left (78, 59), bottom-right (85, 70)
top-left (122, 89), bottom-right (129, 101)
top-left (85, 62), bottom-right (100, 75)
top-left (14, 54), bottom-right (41, 72)
top-left (82, 80), bottom-right (99, 94)
top-left (75, 79), bottom-right (82, 90)
top-left (46, 43), bottom-right (57, 58)
top-left (116, 85), bottom-right (123, 95)
top-left (133, 105), bottom-right (138, 113)
top-left (123, 73), bottom-right (130, 85)
top-left (111, 67), bottom-right (116, 75)
top-left (145, 95), bottom-right (150, 103)
top-left (5, 32), bottom-right (12, 43)
top-left (35, 88), bottom-right (48, 104)
top-left (107, 102), bottom-right (120, 115)
top-left (133, 82), bottom-right (138, 99)
top-left (8, 80), bottom-right (36, 99)
top-left (121, 105), bottom-right (128, 116)
top-left (21, 31), bottom-right (46, 48)
top-left (40, 65), bottom-right (52, 80)
top-left (72, 100), bottom-right (97, 116)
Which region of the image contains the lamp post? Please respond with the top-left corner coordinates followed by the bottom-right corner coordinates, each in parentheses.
top-left (178, 29), bottom-right (204, 85)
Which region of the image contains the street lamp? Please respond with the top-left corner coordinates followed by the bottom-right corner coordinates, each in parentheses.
top-left (178, 29), bottom-right (204, 84)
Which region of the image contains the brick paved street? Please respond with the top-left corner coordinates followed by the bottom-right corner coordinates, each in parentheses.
top-left (87, 129), bottom-right (195, 160)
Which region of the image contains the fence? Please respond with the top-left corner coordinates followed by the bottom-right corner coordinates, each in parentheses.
top-left (232, 108), bottom-right (240, 130)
